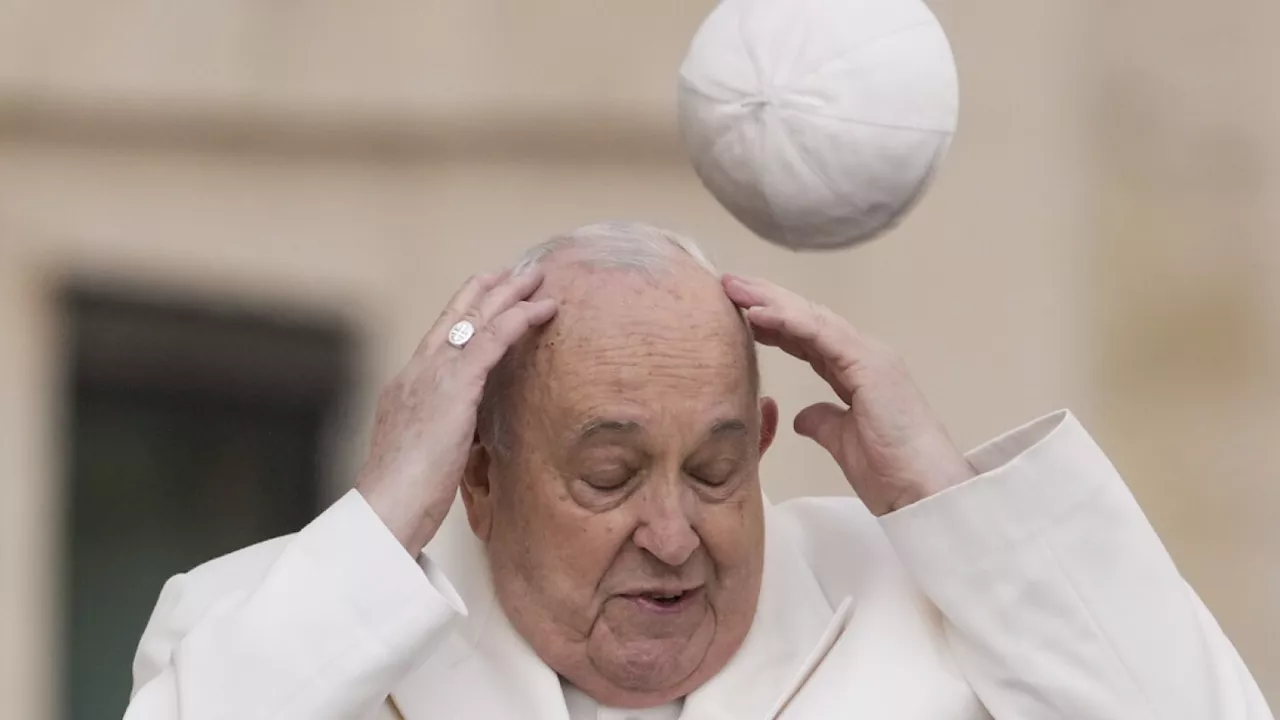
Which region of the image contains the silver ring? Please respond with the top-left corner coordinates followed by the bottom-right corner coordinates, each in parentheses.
top-left (447, 320), bottom-right (476, 349)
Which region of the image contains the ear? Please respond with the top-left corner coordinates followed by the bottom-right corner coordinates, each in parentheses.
top-left (758, 396), bottom-right (779, 458)
top-left (459, 438), bottom-right (496, 542)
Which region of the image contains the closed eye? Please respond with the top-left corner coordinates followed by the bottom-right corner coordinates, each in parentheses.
top-left (686, 460), bottom-right (740, 487)
top-left (581, 467), bottom-right (636, 491)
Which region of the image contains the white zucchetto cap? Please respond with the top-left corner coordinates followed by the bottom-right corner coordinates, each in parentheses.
top-left (678, 0), bottom-right (960, 250)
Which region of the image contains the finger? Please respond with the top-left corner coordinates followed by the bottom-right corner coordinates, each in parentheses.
top-left (721, 273), bottom-right (771, 310)
top-left (421, 271), bottom-right (508, 353)
top-left (734, 280), bottom-right (869, 381)
top-left (461, 298), bottom-right (559, 375)
top-left (466, 265), bottom-right (548, 329)
top-left (750, 316), bottom-right (816, 364)
top-left (727, 275), bottom-right (830, 347)
top-left (723, 273), bottom-right (813, 314)
top-left (749, 304), bottom-right (851, 391)
top-left (794, 402), bottom-right (845, 456)
top-left (727, 273), bottom-right (838, 332)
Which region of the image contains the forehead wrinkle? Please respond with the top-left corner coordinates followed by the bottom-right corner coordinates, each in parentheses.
top-left (508, 254), bottom-right (759, 437)
top-left (545, 300), bottom-right (747, 364)
top-left (538, 299), bottom-right (747, 373)
top-left (599, 350), bottom-right (752, 407)
top-left (557, 413), bottom-right (752, 460)
top-left (532, 253), bottom-right (751, 361)
top-left (480, 239), bottom-right (760, 462)
top-left (526, 325), bottom-right (754, 437)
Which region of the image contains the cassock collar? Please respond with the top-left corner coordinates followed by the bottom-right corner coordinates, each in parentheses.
top-left (390, 494), bottom-right (848, 720)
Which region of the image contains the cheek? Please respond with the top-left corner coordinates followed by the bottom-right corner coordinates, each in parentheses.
top-left (491, 476), bottom-right (633, 608)
top-left (696, 490), bottom-right (765, 592)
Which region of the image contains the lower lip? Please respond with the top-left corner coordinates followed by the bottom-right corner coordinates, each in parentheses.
top-left (623, 587), bottom-right (704, 615)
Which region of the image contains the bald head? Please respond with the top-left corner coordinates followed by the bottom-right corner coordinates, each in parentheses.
top-left (477, 222), bottom-right (760, 457)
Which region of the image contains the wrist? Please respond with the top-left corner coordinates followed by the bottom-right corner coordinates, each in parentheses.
top-left (356, 483), bottom-right (443, 556)
top-left (886, 456), bottom-right (977, 515)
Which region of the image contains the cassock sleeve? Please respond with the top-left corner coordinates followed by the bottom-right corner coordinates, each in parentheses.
top-left (879, 411), bottom-right (1274, 719)
top-left (123, 490), bottom-right (466, 720)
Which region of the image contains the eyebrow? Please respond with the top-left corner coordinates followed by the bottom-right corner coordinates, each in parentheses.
top-left (709, 419), bottom-right (749, 437)
top-left (578, 419), bottom-right (643, 441)
top-left (575, 418), bottom-right (749, 442)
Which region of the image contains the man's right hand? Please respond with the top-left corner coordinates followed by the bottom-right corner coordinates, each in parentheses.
top-left (355, 267), bottom-right (556, 556)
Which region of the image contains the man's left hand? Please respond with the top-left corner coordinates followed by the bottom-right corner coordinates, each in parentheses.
top-left (723, 273), bottom-right (976, 516)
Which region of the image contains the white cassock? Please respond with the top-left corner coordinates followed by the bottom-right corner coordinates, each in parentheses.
top-left (122, 411), bottom-right (1273, 720)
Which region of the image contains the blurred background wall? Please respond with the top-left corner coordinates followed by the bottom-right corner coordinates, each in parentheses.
top-left (0, 0), bottom-right (1275, 717)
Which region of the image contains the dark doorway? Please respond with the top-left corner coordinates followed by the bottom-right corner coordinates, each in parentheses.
top-left (60, 288), bottom-right (354, 720)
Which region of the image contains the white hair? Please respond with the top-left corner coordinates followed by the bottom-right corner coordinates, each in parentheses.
top-left (478, 221), bottom-right (753, 457)
top-left (509, 220), bottom-right (719, 277)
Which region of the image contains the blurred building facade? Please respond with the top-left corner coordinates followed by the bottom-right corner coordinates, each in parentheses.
top-left (0, 0), bottom-right (1276, 716)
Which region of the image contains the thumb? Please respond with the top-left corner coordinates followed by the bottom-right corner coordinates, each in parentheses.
top-left (794, 402), bottom-right (845, 456)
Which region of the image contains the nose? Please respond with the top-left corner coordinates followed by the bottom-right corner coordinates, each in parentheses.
top-left (631, 481), bottom-right (701, 567)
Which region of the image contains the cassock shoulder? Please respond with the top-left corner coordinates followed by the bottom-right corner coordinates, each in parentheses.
top-left (165, 534), bottom-right (296, 621)
top-left (769, 495), bottom-right (904, 607)
top-left (131, 534), bottom-right (296, 690)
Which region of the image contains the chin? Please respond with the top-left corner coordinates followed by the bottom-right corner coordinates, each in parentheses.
top-left (584, 667), bottom-right (700, 708)
top-left (611, 637), bottom-right (705, 690)
top-left (580, 627), bottom-right (738, 708)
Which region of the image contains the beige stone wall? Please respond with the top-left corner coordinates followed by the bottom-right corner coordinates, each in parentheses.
top-left (1083, 0), bottom-right (1280, 694)
top-left (0, 0), bottom-right (1275, 716)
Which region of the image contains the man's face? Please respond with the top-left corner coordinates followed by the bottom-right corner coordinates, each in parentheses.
top-left (462, 257), bottom-right (775, 708)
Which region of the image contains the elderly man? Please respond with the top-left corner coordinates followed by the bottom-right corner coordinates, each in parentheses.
top-left (124, 222), bottom-right (1270, 720)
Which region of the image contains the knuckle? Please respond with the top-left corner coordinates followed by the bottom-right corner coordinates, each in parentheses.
top-left (812, 300), bottom-right (839, 327)
top-left (873, 345), bottom-right (908, 376)
top-left (810, 301), bottom-right (827, 326)
top-left (791, 300), bottom-right (818, 338)
top-left (504, 309), bottom-right (532, 334)
top-left (500, 309), bottom-right (532, 335)
top-left (479, 320), bottom-right (502, 341)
